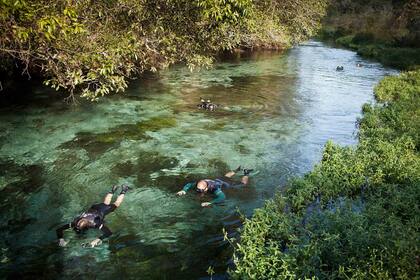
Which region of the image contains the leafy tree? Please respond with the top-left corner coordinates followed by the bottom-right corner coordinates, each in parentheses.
top-left (0, 0), bottom-right (327, 100)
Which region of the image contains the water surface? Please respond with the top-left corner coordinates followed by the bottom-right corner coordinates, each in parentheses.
top-left (0, 41), bottom-right (397, 279)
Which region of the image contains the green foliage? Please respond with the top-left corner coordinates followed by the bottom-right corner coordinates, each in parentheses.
top-left (333, 37), bottom-right (420, 70)
top-left (231, 70), bottom-right (420, 279)
top-left (361, 71), bottom-right (420, 149)
top-left (318, 0), bottom-right (420, 70)
top-left (196, 0), bottom-right (252, 24)
top-left (334, 35), bottom-right (354, 46)
top-left (0, 0), bottom-right (328, 100)
top-left (206, 265), bottom-right (215, 279)
top-left (322, 0), bottom-right (420, 47)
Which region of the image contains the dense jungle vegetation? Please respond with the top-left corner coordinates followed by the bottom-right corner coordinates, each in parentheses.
top-left (230, 69), bottom-right (420, 279)
top-left (319, 0), bottom-right (420, 69)
top-left (0, 0), bottom-right (327, 100)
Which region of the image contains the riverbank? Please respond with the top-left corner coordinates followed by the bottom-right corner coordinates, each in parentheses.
top-left (318, 28), bottom-right (420, 70)
top-left (316, 0), bottom-right (420, 70)
top-left (231, 70), bottom-right (420, 278)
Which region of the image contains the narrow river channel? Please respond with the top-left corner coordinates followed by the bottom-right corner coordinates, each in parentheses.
top-left (0, 41), bottom-right (397, 279)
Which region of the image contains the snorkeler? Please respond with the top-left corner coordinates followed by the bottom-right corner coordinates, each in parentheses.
top-left (176, 166), bottom-right (253, 207)
top-left (56, 185), bottom-right (129, 248)
top-left (197, 97), bottom-right (218, 111)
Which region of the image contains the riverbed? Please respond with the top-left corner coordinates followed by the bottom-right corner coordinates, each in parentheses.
top-left (0, 41), bottom-right (397, 279)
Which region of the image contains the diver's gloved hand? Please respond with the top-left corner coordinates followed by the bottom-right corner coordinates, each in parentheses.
top-left (109, 185), bottom-right (119, 194)
top-left (176, 190), bottom-right (186, 196)
top-left (234, 165), bottom-right (242, 172)
top-left (120, 185), bottom-right (130, 194)
top-left (58, 238), bottom-right (68, 247)
top-left (243, 169), bottom-right (254, 176)
top-left (89, 238), bottom-right (102, 248)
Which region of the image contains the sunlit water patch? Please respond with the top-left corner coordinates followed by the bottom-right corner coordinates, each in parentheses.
top-left (0, 40), bottom-right (397, 279)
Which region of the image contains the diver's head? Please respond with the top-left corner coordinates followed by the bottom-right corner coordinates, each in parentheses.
top-left (75, 218), bottom-right (91, 233)
top-left (196, 180), bottom-right (208, 193)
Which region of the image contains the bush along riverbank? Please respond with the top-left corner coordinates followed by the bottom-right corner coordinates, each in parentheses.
top-left (317, 0), bottom-right (420, 70)
top-left (318, 30), bottom-right (420, 70)
top-left (230, 70), bottom-right (420, 279)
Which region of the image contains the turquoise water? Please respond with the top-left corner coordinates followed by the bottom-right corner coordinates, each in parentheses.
top-left (0, 41), bottom-right (397, 279)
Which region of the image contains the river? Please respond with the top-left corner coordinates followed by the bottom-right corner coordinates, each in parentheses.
top-left (0, 41), bottom-right (397, 279)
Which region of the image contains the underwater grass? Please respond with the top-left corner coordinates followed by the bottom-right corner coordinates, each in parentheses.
top-left (60, 117), bottom-right (177, 159)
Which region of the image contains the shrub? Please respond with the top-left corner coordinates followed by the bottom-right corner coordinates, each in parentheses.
top-left (231, 71), bottom-right (420, 279)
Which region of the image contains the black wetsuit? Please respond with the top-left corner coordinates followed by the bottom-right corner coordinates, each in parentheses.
top-left (56, 203), bottom-right (116, 240)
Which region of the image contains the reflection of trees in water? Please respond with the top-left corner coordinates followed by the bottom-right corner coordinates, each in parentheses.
top-left (158, 50), bottom-right (301, 119)
top-left (179, 73), bottom-right (299, 117)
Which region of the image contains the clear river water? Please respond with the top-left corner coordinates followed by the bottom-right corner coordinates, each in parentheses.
top-left (0, 41), bottom-right (397, 279)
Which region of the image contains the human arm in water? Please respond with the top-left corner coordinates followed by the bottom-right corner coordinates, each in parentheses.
top-left (56, 221), bottom-right (113, 247)
top-left (201, 189), bottom-right (226, 207)
top-left (56, 222), bottom-right (73, 247)
top-left (99, 224), bottom-right (112, 240)
top-left (88, 223), bottom-right (113, 247)
top-left (176, 182), bottom-right (196, 196)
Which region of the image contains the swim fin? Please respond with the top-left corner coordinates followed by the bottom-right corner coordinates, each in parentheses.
top-left (120, 185), bottom-right (130, 194)
top-left (109, 185), bottom-right (119, 194)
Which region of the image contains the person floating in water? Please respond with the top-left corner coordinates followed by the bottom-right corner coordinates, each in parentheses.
top-left (176, 166), bottom-right (253, 207)
top-left (197, 97), bottom-right (218, 111)
top-left (336, 66), bottom-right (344, 71)
top-left (56, 185), bottom-right (129, 248)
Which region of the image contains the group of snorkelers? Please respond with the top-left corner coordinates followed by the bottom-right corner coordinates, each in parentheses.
top-left (56, 166), bottom-right (253, 247)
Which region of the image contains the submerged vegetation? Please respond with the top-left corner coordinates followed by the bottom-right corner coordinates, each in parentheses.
top-left (231, 71), bottom-right (420, 279)
top-left (0, 0), bottom-right (327, 100)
